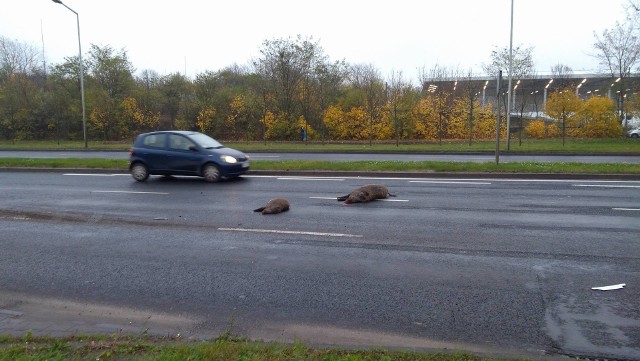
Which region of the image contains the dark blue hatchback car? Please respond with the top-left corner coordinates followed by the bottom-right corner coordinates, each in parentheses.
top-left (128, 131), bottom-right (250, 182)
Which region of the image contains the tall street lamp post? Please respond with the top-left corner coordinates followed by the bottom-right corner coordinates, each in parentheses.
top-left (506, 0), bottom-right (514, 151)
top-left (52, 0), bottom-right (87, 148)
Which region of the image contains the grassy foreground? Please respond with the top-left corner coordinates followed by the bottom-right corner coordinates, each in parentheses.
top-left (0, 334), bottom-right (516, 361)
top-left (0, 157), bottom-right (639, 175)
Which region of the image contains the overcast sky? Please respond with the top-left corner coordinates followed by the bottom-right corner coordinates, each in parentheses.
top-left (0, 0), bottom-right (630, 81)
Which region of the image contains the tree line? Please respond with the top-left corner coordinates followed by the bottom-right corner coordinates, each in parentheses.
top-left (2, 1), bottom-right (640, 144)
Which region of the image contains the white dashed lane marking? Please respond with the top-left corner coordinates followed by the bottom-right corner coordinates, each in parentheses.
top-left (309, 197), bottom-right (408, 202)
top-left (218, 227), bottom-right (362, 238)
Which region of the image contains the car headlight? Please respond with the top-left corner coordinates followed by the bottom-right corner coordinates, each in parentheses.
top-left (220, 155), bottom-right (238, 163)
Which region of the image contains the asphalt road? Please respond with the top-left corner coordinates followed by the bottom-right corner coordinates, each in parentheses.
top-left (0, 171), bottom-right (639, 360)
top-left (1, 150), bottom-right (640, 163)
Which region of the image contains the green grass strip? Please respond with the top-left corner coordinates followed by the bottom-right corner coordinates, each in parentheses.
top-left (0, 335), bottom-right (515, 361)
top-left (0, 158), bottom-right (639, 174)
top-left (1, 138), bottom-right (639, 154)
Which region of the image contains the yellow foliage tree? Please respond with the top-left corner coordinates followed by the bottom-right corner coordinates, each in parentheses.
top-left (257, 110), bottom-right (277, 141)
top-left (545, 88), bottom-right (583, 144)
top-left (577, 97), bottom-right (622, 138)
top-left (474, 104), bottom-right (505, 140)
top-left (525, 119), bottom-right (546, 139)
top-left (121, 97), bottom-right (160, 134)
top-left (447, 98), bottom-right (468, 140)
top-left (411, 98), bottom-right (439, 140)
top-left (345, 107), bottom-right (370, 140)
top-left (264, 112), bottom-right (296, 140)
top-left (547, 123), bottom-right (561, 137)
top-left (375, 108), bottom-right (394, 140)
top-left (197, 107), bottom-right (216, 134)
top-left (323, 105), bottom-right (375, 140)
top-left (227, 95), bottom-right (245, 140)
top-left (525, 119), bottom-right (561, 139)
top-left (323, 105), bottom-right (347, 139)
top-left (90, 107), bottom-right (109, 141)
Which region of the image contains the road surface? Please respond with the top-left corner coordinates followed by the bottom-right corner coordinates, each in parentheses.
top-left (0, 171), bottom-right (638, 359)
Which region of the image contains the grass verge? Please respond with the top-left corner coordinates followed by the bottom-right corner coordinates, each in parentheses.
top-left (0, 138), bottom-right (639, 154)
top-left (0, 158), bottom-right (639, 175)
top-left (0, 333), bottom-right (519, 361)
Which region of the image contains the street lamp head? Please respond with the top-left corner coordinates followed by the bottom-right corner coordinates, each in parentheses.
top-left (52, 0), bottom-right (63, 3)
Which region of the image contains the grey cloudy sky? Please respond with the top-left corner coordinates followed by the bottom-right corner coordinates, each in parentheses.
top-left (0, 0), bottom-right (629, 81)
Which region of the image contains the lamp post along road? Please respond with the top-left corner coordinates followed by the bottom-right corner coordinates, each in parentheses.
top-left (506, 0), bottom-right (514, 151)
top-left (52, 0), bottom-right (87, 148)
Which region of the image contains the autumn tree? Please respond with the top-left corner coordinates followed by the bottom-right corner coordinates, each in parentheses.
top-left (347, 63), bottom-right (386, 144)
top-left (253, 35), bottom-right (326, 140)
top-left (482, 45), bottom-right (534, 79)
top-left (525, 119), bottom-right (560, 139)
top-left (48, 58), bottom-right (86, 141)
top-left (417, 64), bottom-right (462, 144)
top-left (577, 97), bottom-right (622, 137)
top-left (159, 73), bottom-right (192, 129)
top-left (196, 106), bottom-right (216, 134)
top-left (387, 70), bottom-right (419, 145)
top-left (86, 44), bottom-right (136, 140)
top-left (417, 64), bottom-right (462, 94)
top-left (323, 105), bottom-right (370, 140)
top-left (593, 19), bottom-right (640, 129)
top-left (483, 45), bottom-right (535, 146)
top-left (459, 68), bottom-right (483, 144)
top-left (550, 63), bottom-right (574, 88)
top-left (0, 36), bottom-right (44, 77)
top-left (295, 38), bottom-right (345, 142)
top-left (545, 88), bottom-right (583, 145)
top-left (0, 37), bottom-right (47, 140)
top-left (133, 69), bottom-right (163, 134)
top-left (227, 94), bottom-right (247, 141)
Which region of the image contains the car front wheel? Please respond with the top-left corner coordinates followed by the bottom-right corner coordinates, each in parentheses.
top-left (131, 163), bottom-right (149, 182)
top-left (632, 133), bottom-right (639, 138)
top-left (202, 164), bottom-right (221, 183)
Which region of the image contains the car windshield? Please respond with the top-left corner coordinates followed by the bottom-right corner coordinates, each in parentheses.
top-left (188, 133), bottom-right (224, 149)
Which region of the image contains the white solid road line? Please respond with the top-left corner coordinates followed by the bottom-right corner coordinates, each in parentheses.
top-left (573, 184), bottom-right (640, 188)
top-left (90, 190), bottom-right (169, 195)
top-left (218, 227), bottom-right (363, 238)
top-left (64, 173), bottom-right (128, 176)
top-left (277, 177), bottom-right (345, 181)
top-left (409, 180), bottom-right (492, 185)
top-left (612, 208), bottom-right (640, 211)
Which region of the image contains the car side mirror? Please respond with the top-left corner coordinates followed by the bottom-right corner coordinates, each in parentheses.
top-left (189, 145), bottom-right (198, 152)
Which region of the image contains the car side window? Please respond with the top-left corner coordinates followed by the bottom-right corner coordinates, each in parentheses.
top-left (169, 134), bottom-right (195, 151)
top-left (142, 134), bottom-right (167, 148)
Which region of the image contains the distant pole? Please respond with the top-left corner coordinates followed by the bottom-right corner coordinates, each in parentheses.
top-left (52, 0), bottom-right (87, 149)
top-left (41, 20), bottom-right (47, 76)
top-left (506, 0), bottom-right (514, 151)
top-left (496, 70), bottom-right (502, 165)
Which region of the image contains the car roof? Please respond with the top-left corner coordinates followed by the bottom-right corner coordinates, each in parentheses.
top-left (140, 130), bottom-right (199, 136)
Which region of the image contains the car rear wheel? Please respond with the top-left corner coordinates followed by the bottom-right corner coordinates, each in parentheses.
top-left (202, 164), bottom-right (221, 183)
top-left (131, 163), bottom-right (149, 182)
top-left (632, 133), bottom-right (639, 138)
